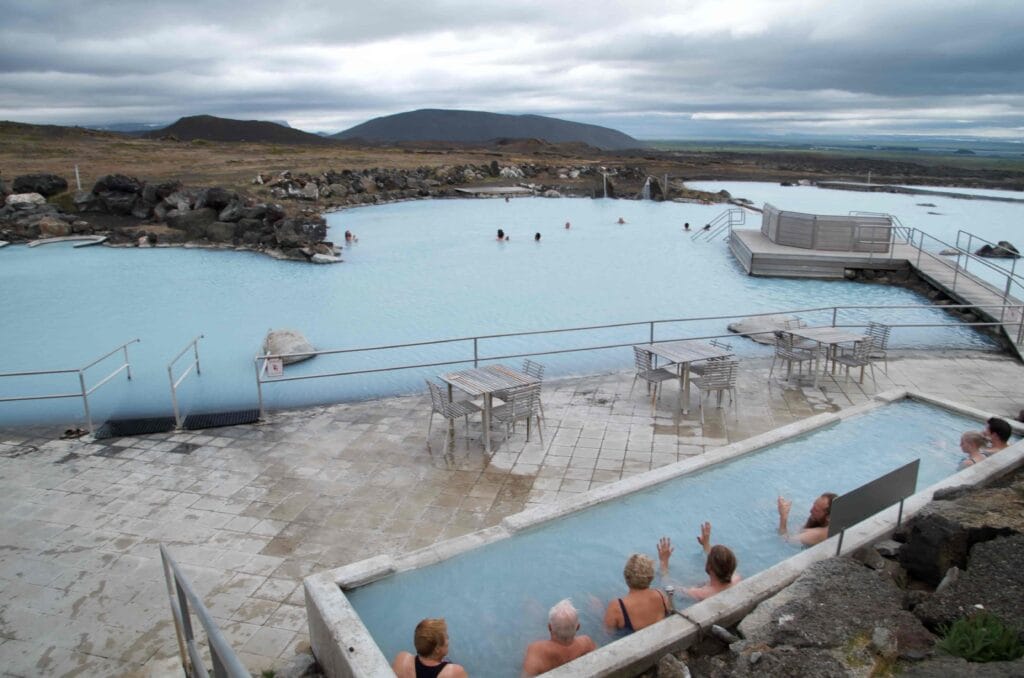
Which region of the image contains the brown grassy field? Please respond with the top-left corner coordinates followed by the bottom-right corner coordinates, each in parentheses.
top-left (3, 121), bottom-right (1022, 194)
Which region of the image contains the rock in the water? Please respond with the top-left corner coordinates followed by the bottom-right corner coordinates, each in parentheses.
top-left (263, 329), bottom-right (315, 365)
top-left (913, 534), bottom-right (1024, 635)
top-left (727, 314), bottom-right (801, 345)
top-left (13, 173), bottom-right (68, 197)
top-left (975, 241), bottom-right (1020, 259)
top-left (309, 253), bottom-right (341, 264)
top-left (5, 192), bottom-right (46, 208)
top-left (898, 483), bottom-right (1024, 587)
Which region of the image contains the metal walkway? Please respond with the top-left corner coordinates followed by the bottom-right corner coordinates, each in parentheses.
top-left (729, 228), bottom-right (1024, 361)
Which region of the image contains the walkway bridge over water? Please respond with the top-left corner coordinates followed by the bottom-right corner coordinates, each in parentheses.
top-left (717, 206), bottom-right (1024, 361)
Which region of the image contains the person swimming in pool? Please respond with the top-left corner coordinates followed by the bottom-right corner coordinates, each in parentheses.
top-left (521, 599), bottom-right (596, 677)
top-left (777, 492), bottom-right (837, 546)
top-left (617, 217), bottom-right (626, 224)
top-left (497, 228), bottom-right (505, 241)
top-left (604, 553), bottom-right (669, 633)
top-left (657, 523), bottom-right (741, 601)
top-left (959, 430), bottom-right (989, 467)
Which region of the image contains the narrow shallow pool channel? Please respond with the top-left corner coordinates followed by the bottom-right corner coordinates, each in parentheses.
top-left (345, 399), bottom-right (976, 677)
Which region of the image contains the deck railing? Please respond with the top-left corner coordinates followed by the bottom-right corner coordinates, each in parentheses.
top-left (168, 335), bottom-right (204, 428)
top-left (0, 339), bottom-right (139, 433)
top-left (160, 544), bottom-right (248, 678)
top-left (254, 302), bottom-right (1024, 416)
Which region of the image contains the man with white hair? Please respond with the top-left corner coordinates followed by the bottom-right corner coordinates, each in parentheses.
top-left (521, 598), bottom-right (596, 676)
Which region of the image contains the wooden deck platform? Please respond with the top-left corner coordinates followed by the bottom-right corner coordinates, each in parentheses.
top-left (729, 228), bottom-right (1024, 360)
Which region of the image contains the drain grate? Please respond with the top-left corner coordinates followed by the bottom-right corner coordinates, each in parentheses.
top-left (183, 409), bottom-right (260, 431)
top-left (93, 417), bottom-right (176, 440)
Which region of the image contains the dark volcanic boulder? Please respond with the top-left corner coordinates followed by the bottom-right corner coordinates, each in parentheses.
top-left (204, 221), bottom-right (236, 242)
top-left (13, 173), bottom-right (68, 197)
top-left (92, 174), bottom-right (142, 194)
top-left (898, 483), bottom-right (1024, 587)
top-left (99, 191), bottom-right (138, 215)
top-left (198, 187), bottom-right (237, 211)
top-left (274, 216), bottom-right (326, 247)
top-left (913, 535), bottom-right (1024, 634)
top-left (975, 241), bottom-right (1020, 258)
top-left (166, 207), bottom-right (218, 238)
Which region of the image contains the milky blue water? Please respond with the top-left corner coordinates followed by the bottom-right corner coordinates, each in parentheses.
top-left (1, 184), bottom-right (1018, 426)
top-left (346, 399), bottom-right (975, 678)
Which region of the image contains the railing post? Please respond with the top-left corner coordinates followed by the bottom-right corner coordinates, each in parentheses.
top-left (649, 321), bottom-right (655, 344)
top-left (78, 371), bottom-right (93, 434)
top-left (952, 253), bottom-right (960, 292)
top-left (473, 338), bottom-right (479, 368)
top-left (169, 364), bottom-right (182, 429)
top-left (161, 548), bottom-right (191, 677)
top-left (831, 307), bottom-right (838, 327)
top-left (123, 343), bottom-right (133, 380)
top-left (254, 358), bottom-right (264, 419)
top-left (193, 339), bottom-right (202, 376)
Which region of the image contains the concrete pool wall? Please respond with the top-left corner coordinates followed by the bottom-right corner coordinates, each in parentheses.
top-left (303, 389), bottom-right (1024, 678)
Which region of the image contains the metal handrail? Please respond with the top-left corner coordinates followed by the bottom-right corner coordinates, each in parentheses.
top-left (254, 302), bottom-right (1024, 415)
top-left (692, 207), bottom-right (745, 241)
top-left (160, 545), bottom-right (248, 678)
top-left (0, 339), bottom-right (139, 434)
top-left (956, 229), bottom-right (1021, 281)
top-left (168, 336), bottom-right (204, 428)
top-left (850, 212), bottom-right (1024, 323)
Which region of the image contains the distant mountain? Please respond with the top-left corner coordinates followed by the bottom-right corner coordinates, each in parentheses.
top-left (88, 122), bottom-right (169, 134)
top-left (334, 109), bottom-right (646, 151)
top-left (143, 115), bottom-right (331, 144)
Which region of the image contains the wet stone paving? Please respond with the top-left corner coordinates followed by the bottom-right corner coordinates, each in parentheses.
top-left (0, 351), bottom-right (1022, 676)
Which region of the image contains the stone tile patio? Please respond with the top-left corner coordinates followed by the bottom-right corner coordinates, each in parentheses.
top-left (1, 350), bottom-right (1022, 676)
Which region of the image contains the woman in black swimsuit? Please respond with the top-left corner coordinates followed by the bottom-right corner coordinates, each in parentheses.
top-left (391, 618), bottom-right (468, 678)
top-left (603, 553), bottom-right (669, 633)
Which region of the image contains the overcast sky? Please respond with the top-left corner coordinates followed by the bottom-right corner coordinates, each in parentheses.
top-left (2, 0), bottom-right (1023, 140)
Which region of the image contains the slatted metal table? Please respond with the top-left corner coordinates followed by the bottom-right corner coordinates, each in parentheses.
top-left (786, 326), bottom-right (867, 386)
top-left (635, 340), bottom-right (734, 414)
top-left (438, 364), bottom-right (540, 455)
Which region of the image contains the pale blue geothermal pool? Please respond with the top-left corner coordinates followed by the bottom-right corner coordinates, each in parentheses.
top-left (1, 185), bottom-right (1017, 426)
top-left (345, 399), bottom-right (977, 678)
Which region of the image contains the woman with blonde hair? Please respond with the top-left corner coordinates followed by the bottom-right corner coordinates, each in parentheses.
top-left (603, 553), bottom-right (669, 633)
top-left (392, 618), bottom-right (468, 678)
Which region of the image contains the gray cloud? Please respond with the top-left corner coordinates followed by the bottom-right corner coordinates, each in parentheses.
top-left (1, 1), bottom-right (1022, 138)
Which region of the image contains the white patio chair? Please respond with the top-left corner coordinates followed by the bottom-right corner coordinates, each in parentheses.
top-left (425, 380), bottom-right (482, 450)
top-left (769, 332), bottom-right (819, 381)
top-left (630, 347), bottom-right (676, 414)
top-left (865, 321), bottom-right (891, 373)
top-left (834, 339), bottom-right (878, 386)
top-left (490, 382), bottom-right (544, 444)
top-left (690, 358), bottom-right (739, 425)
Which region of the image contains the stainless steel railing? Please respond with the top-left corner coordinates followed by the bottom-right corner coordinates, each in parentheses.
top-left (253, 302), bottom-right (1024, 416)
top-left (0, 339), bottom-right (140, 433)
top-left (168, 335), bottom-right (204, 428)
top-left (692, 207), bottom-right (745, 241)
top-left (160, 544), bottom-right (248, 678)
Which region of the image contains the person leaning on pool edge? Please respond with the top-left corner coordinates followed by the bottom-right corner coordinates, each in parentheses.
top-left (392, 618), bottom-right (468, 678)
top-left (984, 417), bottom-right (1012, 453)
top-left (777, 492), bottom-right (837, 546)
top-left (604, 553), bottom-right (669, 633)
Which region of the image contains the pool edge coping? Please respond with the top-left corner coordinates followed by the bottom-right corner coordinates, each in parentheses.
top-left (305, 389), bottom-right (1024, 678)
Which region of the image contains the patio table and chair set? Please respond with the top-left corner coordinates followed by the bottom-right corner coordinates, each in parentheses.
top-left (423, 321), bottom-right (890, 450)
